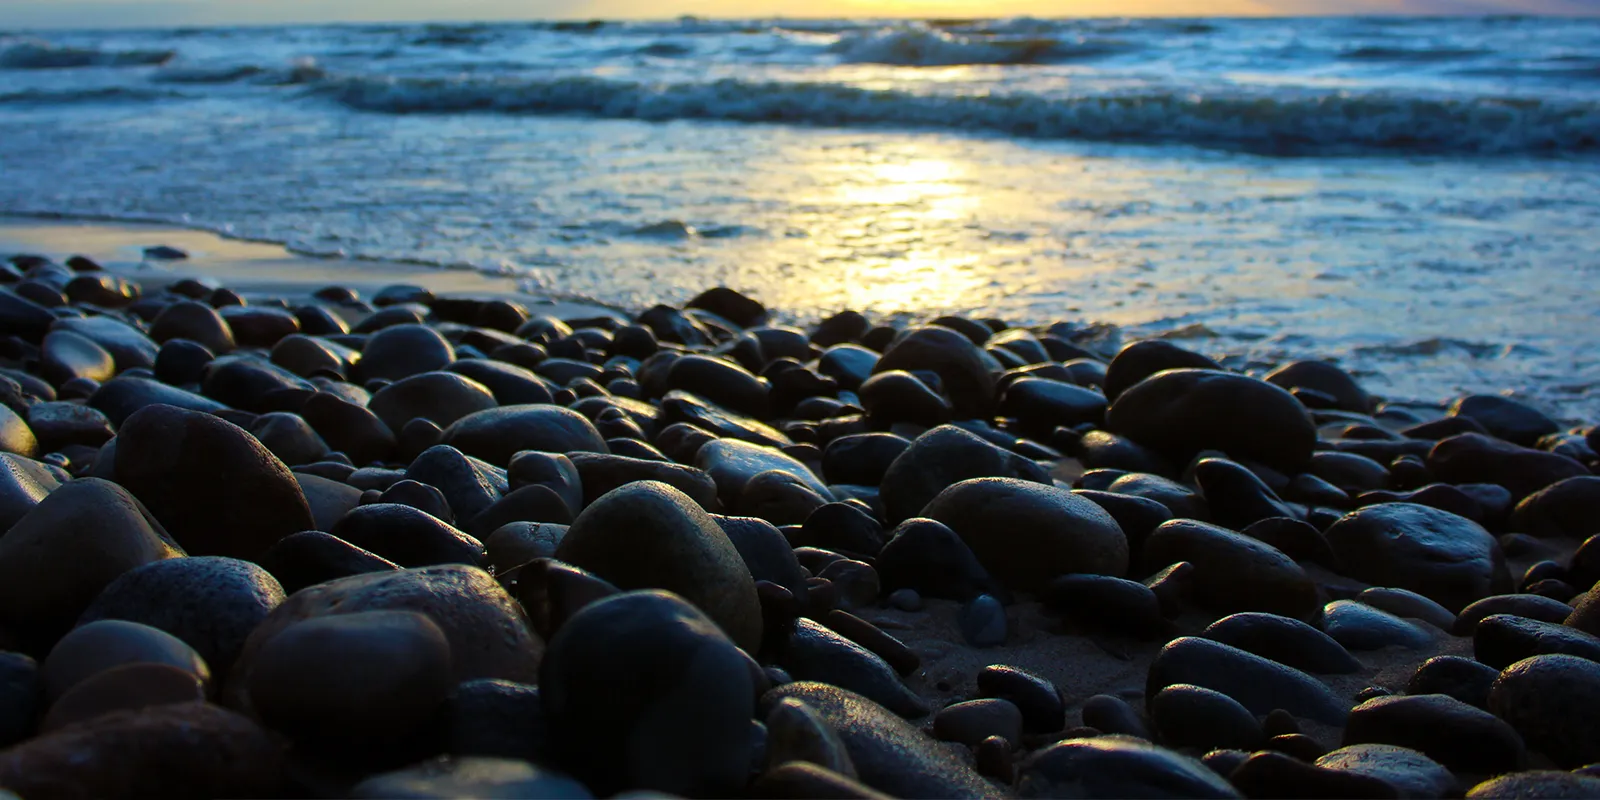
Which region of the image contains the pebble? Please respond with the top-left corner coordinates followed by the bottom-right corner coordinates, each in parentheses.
top-left (1228, 750), bottom-right (1396, 799)
top-left (1081, 693), bottom-right (1151, 740)
top-left (41, 619), bottom-right (210, 702)
top-left (256, 530), bottom-right (401, 595)
top-left (1449, 394), bottom-right (1560, 448)
top-left (1467, 771), bottom-right (1600, 798)
top-left (1510, 476), bottom-right (1600, 539)
top-left (780, 619), bottom-right (927, 718)
top-left (874, 517), bottom-right (1007, 602)
top-left (1489, 654), bottom-right (1600, 768)
top-left (542, 591), bottom-right (752, 796)
top-left (1323, 502), bottom-right (1508, 613)
top-left (976, 664), bottom-right (1065, 734)
top-left (1044, 573), bottom-right (1165, 637)
top-left (1357, 587), bottom-right (1458, 631)
top-left (803, 502), bottom-right (886, 558)
top-left (1149, 683), bottom-right (1264, 752)
top-left (1343, 693), bottom-right (1527, 774)
top-left (1265, 360), bottom-right (1372, 413)
top-left (875, 424), bottom-right (1049, 524)
top-left (1315, 744), bottom-right (1456, 799)
top-left (367, 371), bottom-right (498, 434)
top-left (515, 559), bottom-right (620, 641)
top-left (1407, 655), bottom-right (1499, 709)
top-left (933, 698), bottom-right (1024, 747)
top-left (149, 299), bottom-right (236, 354)
top-left (554, 480), bottom-right (761, 653)
top-left (329, 503), bottom-right (485, 568)
top-left (444, 679), bottom-right (548, 763)
top-left (1148, 636), bottom-right (1350, 724)
top-left (1101, 340), bottom-right (1222, 402)
top-left (79, 556), bottom-right (285, 683)
top-left (0, 653), bottom-right (38, 747)
top-left (1428, 433), bottom-right (1587, 503)
top-left (696, 437), bottom-right (831, 508)
top-left (1106, 368), bottom-right (1316, 473)
top-left (1192, 457), bottom-right (1298, 530)
top-left (0, 452), bottom-right (61, 533)
top-left (1018, 735), bottom-right (1242, 799)
top-left (0, 478), bottom-right (184, 641)
top-left (886, 588), bottom-right (923, 611)
top-left (39, 662), bottom-right (206, 734)
top-left (959, 594), bottom-right (1008, 648)
top-left (761, 682), bottom-right (996, 799)
top-left (0, 703), bottom-right (281, 799)
top-left (114, 404), bottom-right (314, 561)
top-left (1107, 471), bottom-right (1211, 520)
top-left (870, 325), bottom-right (998, 419)
top-left (1455, 594), bottom-right (1575, 635)
top-left (923, 477), bottom-right (1128, 593)
top-left (1142, 519), bottom-right (1319, 620)
top-left (764, 696), bottom-right (857, 778)
top-left (1323, 599), bottom-right (1434, 650)
top-left (567, 451), bottom-right (715, 511)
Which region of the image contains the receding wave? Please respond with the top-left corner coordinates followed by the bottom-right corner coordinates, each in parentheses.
top-left (152, 64), bottom-right (267, 84)
top-left (0, 87), bottom-right (180, 105)
top-left (322, 74), bottom-right (1600, 156)
top-left (829, 27), bottom-right (1132, 66)
top-left (0, 39), bottom-right (175, 69)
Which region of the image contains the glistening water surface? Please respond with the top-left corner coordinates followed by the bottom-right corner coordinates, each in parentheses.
top-left (1, 17), bottom-right (1597, 418)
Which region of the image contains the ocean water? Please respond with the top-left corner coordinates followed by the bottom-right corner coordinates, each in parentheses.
top-left (1, 17), bottom-right (1597, 421)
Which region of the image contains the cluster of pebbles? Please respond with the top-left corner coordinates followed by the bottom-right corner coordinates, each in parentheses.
top-left (0, 249), bottom-right (1597, 799)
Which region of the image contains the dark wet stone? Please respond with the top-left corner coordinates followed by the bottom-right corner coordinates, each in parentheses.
top-left (0, 702), bottom-right (281, 799)
top-left (329, 503), bottom-right (484, 568)
top-left (515, 559), bottom-right (620, 642)
top-left (1044, 573), bottom-right (1165, 637)
top-left (40, 329), bottom-right (115, 387)
top-left (1102, 340), bottom-right (1222, 402)
top-left (294, 305), bottom-right (350, 336)
top-left (355, 303), bottom-right (428, 333)
top-left (685, 287), bottom-right (765, 329)
top-left (1407, 656), bottom-right (1498, 709)
top-left (1429, 433), bottom-right (1588, 502)
top-left (780, 618), bottom-right (926, 718)
top-left (0, 451), bottom-right (60, 533)
top-left (149, 299), bottom-right (235, 354)
top-left (351, 757), bottom-right (591, 800)
top-left (216, 306), bottom-right (298, 349)
top-left (696, 437), bottom-right (830, 508)
top-left (959, 594), bottom-right (1007, 648)
top-left (0, 652), bottom-right (38, 747)
top-left (1230, 750), bottom-right (1398, 799)
top-left (405, 444), bottom-right (508, 522)
top-left (505, 451), bottom-right (583, 511)
top-left (370, 372), bottom-right (499, 434)
top-left (115, 403), bottom-right (312, 560)
top-left (1323, 503), bottom-right (1507, 613)
top-left (1108, 369), bottom-right (1316, 474)
top-left (1148, 636), bottom-right (1348, 724)
top-left (1081, 693), bottom-right (1150, 740)
top-left (1475, 614), bottom-right (1600, 670)
top-left (859, 370), bottom-right (952, 428)
top-left (1317, 744), bottom-right (1454, 798)
top-left (975, 664), bottom-right (1064, 735)
top-left (568, 452), bottom-right (716, 511)
top-left (659, 390), bottom-right (792, 449)
top-left (1324, 600), bottom-right (1432, 650)
top-left (468, 485), bottom-right (575, 538)
top-left (447, 359), bottom-right (555, 406)
top-left (1143, 519), bottom-right (1318, 620)
top-left (444, 679), bottom-right (548, 763)
top-left (300, 391), bottom-right (396, 466)
top-left (80, 556), bottom-right (284, 684)
top-left (482, 522), bottom-right (566, 573)
top-left (87, 375), bottom-right (228, 427)
top-left (442, 405), bottom-right (609, 466)
top-left (380, 479), bottom-right (454, 523)
top-left (1571, 535), bottom-right (1600, 596)
top-left (248, 411), bottom-right (329, 467)
top-left (741, 469), bottom-right (833, 525)
top-left (1490, 654), bottom-right (1600, 769)
top-left (877, 425), bottom-right (1049, 523)
top-left (200, 356), bottom-right (316, 413)
top-left (1345, 693), bottom-right (1525, 774)
top-left (821, 433), bottom-right (910, 488)
top-left (0, 289), bottom-right (60, 343)
top-left (1019, 735), bottom-right (1241, 799)
top-left (923, 477), bottom-right (1127, 593)
top-left (1359, 483), bottom-right (1489, 525)
top-left (803, 503), bottom-right (885, 558)
top-left (934, 698), bottom-right (1022, 747)
top-left (257, 531), bottom-right (401, 595)
top-left (1201, 612), bottom-right (1360, 674)
top-left (1193, 458), bottom-right (1298, 530)
top-left (541, 590), bottom-right (750, 796)
top-left (761, 682), bottom-right (995, 799)
top-left (874, 517), bottom-right (1007, 603)
top-left (1239, 517), bottom-right (1337, 566)
top-left (1466, 771), bottom-right (1600, 798)
top-left (1455, 594), bottom-right (1575, 635)
top-left (1511, 476), bottom-right (1600, 540)
top-left (999, 378), bottom-right (1106, 433)
top-left (296, 471), bottom-right (364, 530)
top-left (1266, 360), bottom-right (1372, 414)
top-left (754, 761), bottom-right (888, 800)
top-left (227, 565), bottom-right (540, 723)
top-left (555, 481), bottom-right (761, 653)
top-left (1358, 587), bottom-right (1457, 631)
top-left (534, 357), bottom-right (603, 385)
top-left (822, 610), bottom-right (916, 676)
top-left (666, 355), bottom-right (770, 419)
top-left (817, 344), bottom-right (878, 391)
top-left (1449, 395), bottom-right (1560, 448)
top-left (1309, 450), bottom-right (1391, 494)
top-left (1073, 429), bottom-right (1177, 475)
top-left (353, 324), bottom-right (455, 384)
top-left (870, 326), bottom-right (999, 420)
top-left (1071, 490), bottom-right (1172, 555)
top-left (1150, 683), bottom-right (1263, 752)
top-left (1108, 472), bottom-right (1210, 520)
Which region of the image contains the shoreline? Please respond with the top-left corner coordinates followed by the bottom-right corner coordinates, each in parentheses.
top-left (0, 214), bottom-right (627, 322)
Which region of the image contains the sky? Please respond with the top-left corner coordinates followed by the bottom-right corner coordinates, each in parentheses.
top-left (0, 0), bottom-right (1596, 28)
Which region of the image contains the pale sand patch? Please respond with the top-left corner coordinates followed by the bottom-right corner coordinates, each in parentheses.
top-left (0, 216), bottom-right (623, 322)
